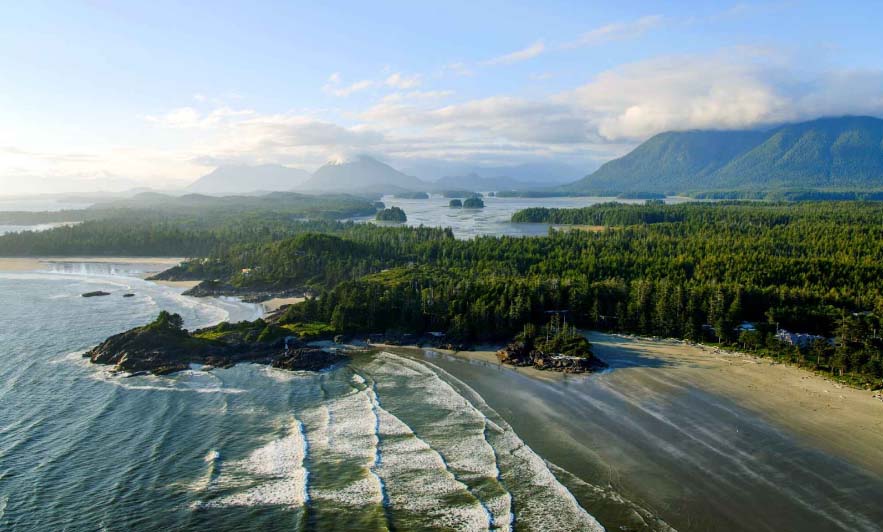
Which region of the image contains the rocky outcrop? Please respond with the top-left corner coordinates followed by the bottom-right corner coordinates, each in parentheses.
top-left (82, 291), bottom-right (110, 298)
top-left (496, 341), bottom-right (606, 373)
top-left (85, 312), bottom-right (347, 376)
top-left (272, 348), bottom-right (347, 371)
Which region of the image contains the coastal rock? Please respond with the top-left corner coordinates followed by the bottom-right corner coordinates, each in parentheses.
top-left (271, 348), bottom-right (347, 371)
top-left (86, 311), bottom-right (347, 376)
top-left (496, 340), bottom-right (606, 373)
top-left (82, 291), bottom-right (111, 298)
top-left (123, 293), bottom-right (135, 298)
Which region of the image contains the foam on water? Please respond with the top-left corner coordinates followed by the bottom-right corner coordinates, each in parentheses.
top-left (369, 386), bottom-right (490, 531)
top-left (199, 419), bottom-right (309, 508)
top-left (411, 355), bottom-right (606, 532)
top-left (364, 353), bottom-right (512, 530)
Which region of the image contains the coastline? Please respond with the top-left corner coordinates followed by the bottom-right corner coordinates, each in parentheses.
top-left (587, 332), bottom-right (883, 476)
top-left (0, 256), bottom-right (184, 272)
top-left (389, 332), bottom-right (883, 477)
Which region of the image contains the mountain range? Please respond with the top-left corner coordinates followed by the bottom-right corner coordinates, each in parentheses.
top-left (186, 156), bottom-right (573, 195)
top-left (186, 164), bottom-right (311, 194)
top-left (567, 116), bottom-right (883, 194)
top-left (185, 116), bottom-right (883, 196)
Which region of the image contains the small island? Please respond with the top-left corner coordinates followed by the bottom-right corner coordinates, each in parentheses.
top-left (449, 199), bottom-right (462, 208)
top-left (442, 190), bottom-right (482, 198)
top-left (85, 311), bottom-right (347, 375)
top-left (393, 191), bottom-right (430, 199)
top-left (463, 197), bottom-right (485, 209)
top-left (497, 316), bottom-right (606, 373)
top-left (375, 206), bottom-right (408, 222)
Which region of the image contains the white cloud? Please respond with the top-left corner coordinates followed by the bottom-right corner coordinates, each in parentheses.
top-left (385, 72), bottom-right (421, 89)
top-left (145, 106), bottom-right (255, 129)
top-left (484, 40), bottom-right (545, 65)
top-left (324, 79), bottom-right (376, 97)
top-left (563, 15), bottom-right (665, 49)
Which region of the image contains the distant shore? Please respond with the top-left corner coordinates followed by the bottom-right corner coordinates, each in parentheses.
top-left (0, 256), bottom-right (184, 272)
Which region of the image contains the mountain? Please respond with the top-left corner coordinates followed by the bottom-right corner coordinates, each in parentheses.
top-left (430, 173), bottom-right (548, 191)
top-left (299, 156), bottom-right (427, 193)
top-left (186, 164), bottom-right (311, 194)
top-left (567, 116), bottom-right (883, 194)
top-left (401, 161), bottom-right (580, 184)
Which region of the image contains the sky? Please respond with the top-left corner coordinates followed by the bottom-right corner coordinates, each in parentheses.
top-left (1, 0), bottom-right (883, 194)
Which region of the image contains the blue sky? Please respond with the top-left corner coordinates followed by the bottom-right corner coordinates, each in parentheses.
top-left (1, 1), bottom-right (882, 193)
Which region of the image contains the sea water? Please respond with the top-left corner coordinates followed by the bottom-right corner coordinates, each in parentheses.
top-left (2, 264), bottom-right (882, 531)
top-left (0, 265), bottom-right (609, 531)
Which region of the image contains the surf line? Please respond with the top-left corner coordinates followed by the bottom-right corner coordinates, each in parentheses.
top-left (364, 375), bottom-right (394, 530)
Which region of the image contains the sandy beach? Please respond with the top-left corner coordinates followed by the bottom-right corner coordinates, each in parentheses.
top-left (414, 332), bottom-right (883, 477)
top-left (261, 296), bottom-right (306, 313)
top-left (587, 332), bottom-right (883, 476)
top-left (0, 257), bottom-right (184, 273)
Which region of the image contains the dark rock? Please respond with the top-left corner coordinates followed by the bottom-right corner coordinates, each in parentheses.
top-left (496, 341), bottom-right (607, 374)
top-left (271, 348), bottom-right (347, 371)
top-left (82, 291), bottom-right (111, 298)
top-left (122, 293), bottom-right (135, 298)
top-left (86, 313), bottom-right (348, 376)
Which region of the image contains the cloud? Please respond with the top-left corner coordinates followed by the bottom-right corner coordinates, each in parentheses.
top-left (385, 72), bottom-right (421, 89)
top-left (145, 106), bottom-right (255, 128)
top-left (567, 51), bottom-right (883, 140)
top-left (441, 62), bottom-right (474, 77)
top-left (324, 79), bottom-right (376, 97)
top-left (563, 15), bottom-right (665, 49)
top-left (484, 40), bottom-right (545, 65)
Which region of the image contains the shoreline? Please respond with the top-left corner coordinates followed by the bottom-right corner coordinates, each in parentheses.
top-left (0, 256), bottom-right (184, 273)
top-left (388, 332), bottom-right (882, 476)
top-left (587, 332), bottom-right (883, 477)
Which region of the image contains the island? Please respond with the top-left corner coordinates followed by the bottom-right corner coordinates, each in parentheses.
top-left (449, 199), bottom-right (462, 208)
top-left (85, 311), bottom-right (347, 375)
top-left (375, 206), bottom-right (408, 222)
top-left (463, 197), bottom-right (485, 208)
top-left (497, 316), bottom-right (606, 373)
top-left (393, 191), bottom-right (430, 199)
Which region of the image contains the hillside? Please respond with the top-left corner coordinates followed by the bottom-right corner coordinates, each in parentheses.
top-left (299, 155), bottom-right (427, 193)
top-left (567, 116), bottom-right (883, 194)
top-left (186, 164), bottom-right (312, 194)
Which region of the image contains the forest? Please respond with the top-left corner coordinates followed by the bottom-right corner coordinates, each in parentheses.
top-left (2, 199), bottom-right (881, 385)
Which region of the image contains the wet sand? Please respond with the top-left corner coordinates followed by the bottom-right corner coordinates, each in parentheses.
top-left (153, 280), bottom-right (200, 289)
top-left (587, 332), bottom-right (883, 477)
top-left (403, 334), bottom-right (883, 532)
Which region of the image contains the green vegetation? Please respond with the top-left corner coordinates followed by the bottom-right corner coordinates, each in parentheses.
top-left (462, 197), bottom-right (485, 208)
top-left (7, 195), bottom-right (881, 386)
top-left (442, 190), bottom-right (482, 198)
top-left (567, 116), bottom-right (883, 195)
top-left (393, 191), bottom-right (429, 199)
top-left (375, 206), bottom-right (407, 222)
top-left (0, 192), bottom-right (377, 256)
top-left (449, 199), bottom-right (462, 208)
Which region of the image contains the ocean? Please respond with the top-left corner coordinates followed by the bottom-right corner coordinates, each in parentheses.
top-left (1, 261), bottom-right (882, 531)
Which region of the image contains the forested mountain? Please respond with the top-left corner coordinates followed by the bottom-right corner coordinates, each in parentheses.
top-left (299, 156), bottom-right (427, 193)
top-left (567, 116), bottom-right (883, 194)
top-left (186, 164), bottom-right (312, 194)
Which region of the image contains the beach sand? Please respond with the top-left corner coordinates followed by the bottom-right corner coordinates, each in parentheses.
top-left (0, 256), bottom-right (183, 273)
top-left (587, 332), bottom-right (883, 476)
top-left (261, 296), bottom-right (306, 313)
top-left (153, 280), bottom-right (201, 289)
